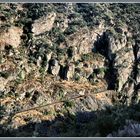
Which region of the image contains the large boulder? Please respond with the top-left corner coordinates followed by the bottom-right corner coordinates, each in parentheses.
top-left (32, 12), bottom-right (56, 36)
top-left (49, 59), bottom-right (60, 76)
top-left (0, 26), bottom-right (23, 49)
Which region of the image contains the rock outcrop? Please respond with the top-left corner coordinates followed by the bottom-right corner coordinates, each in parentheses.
top-left (0, 26), bottom-right (23, 49)
top-left (32, 12), bottom-right (56, 36)
top-left (48, 59), bottom-right (60, 76)
top-left (0, 3), bottom-right (140, 137)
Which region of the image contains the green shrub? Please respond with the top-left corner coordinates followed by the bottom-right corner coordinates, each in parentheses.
top-left (81, 54), bottom-right (92, 61)
top-left (63, 100), bottom-right (75, 109)
top-left (64, 26), bottom-right (77, 35)
top-left (25, 3), bottom-right (49, 20)
top-left (73, 73), bottom-right (80, 81)
top-left (98, 67), bottom-right (107, 74)
top-left (67, 47), bottom-right (74, 58)
top-left (56, 33), bottom-right (65, 44)
top-left (58, 89), bottom-right (65, 100)
top-left (96, 115), bottom-right (116, 136)
top-left (0, 71), bottom-right (10, 79)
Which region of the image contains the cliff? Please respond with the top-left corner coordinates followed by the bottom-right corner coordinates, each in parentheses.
top-left (0, 3), bottom-right (140, 137)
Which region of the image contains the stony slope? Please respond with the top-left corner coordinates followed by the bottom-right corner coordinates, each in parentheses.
top-left (0, 3), bottom-right (140, 137)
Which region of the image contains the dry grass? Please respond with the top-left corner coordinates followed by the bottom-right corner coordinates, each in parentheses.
top-left (0, 97), bottom-right (15, 105)
top-left (0, 60), bottom-right (16, 72)
top-left (54, 80), bottom-right (107, 91)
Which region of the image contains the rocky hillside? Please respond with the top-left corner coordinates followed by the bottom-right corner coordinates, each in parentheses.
top-left (0, 3), bottom-right (140, 137)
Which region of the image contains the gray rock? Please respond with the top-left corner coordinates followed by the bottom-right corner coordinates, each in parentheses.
top-left (32, 12), bottom-right (56, 36)
top-left (64, 63), bottom-right (75, 81)
top-left (49, 59), bottom-right (60, 76)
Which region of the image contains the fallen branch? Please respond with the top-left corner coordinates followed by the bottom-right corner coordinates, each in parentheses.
top-left (10, 89), bottom-right (113, 117)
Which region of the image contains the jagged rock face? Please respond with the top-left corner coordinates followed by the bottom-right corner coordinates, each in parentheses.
top-left (1, 3), bottom-right (140, 137)
top-left (73, 90), bottom-right (114, 112)
top-left (64, 63), bottom-right (75, 81)
top-left (32, 12), bottom-right (56, 36)
top-left (64, 26), bottom-right (104, 58)
top-left (48, 59), bottom-right (60, 76)
top-left (115, 43), bottom-right (134, 92)
top-left (135, 42), bottom-right (140, 84)
top-left (95, 28), bottom-right (135, 93)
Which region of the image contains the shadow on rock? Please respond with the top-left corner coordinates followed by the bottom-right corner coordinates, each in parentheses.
top-left (1, 103), bottom-right (140, 137)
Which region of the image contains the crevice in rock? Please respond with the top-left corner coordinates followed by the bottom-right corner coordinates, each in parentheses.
top-left (59, 65), bottom-right (69, 80)
top-left (22, 21), bottom-right (33, 46)
top-left (131, 40), bottom-right (140, 104)
top-left (47, 59), bottom-right (54, 74)
top-left (30, 91), bottom-right (40, 105)
top-left (104, 60), bottom-right (118, 90)
top-left (94, 32), bottom-right (109, 59)
top-left (94, 31), bottom-right (118, 90)
top-left (59, 65), bottom-right (65, 79)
